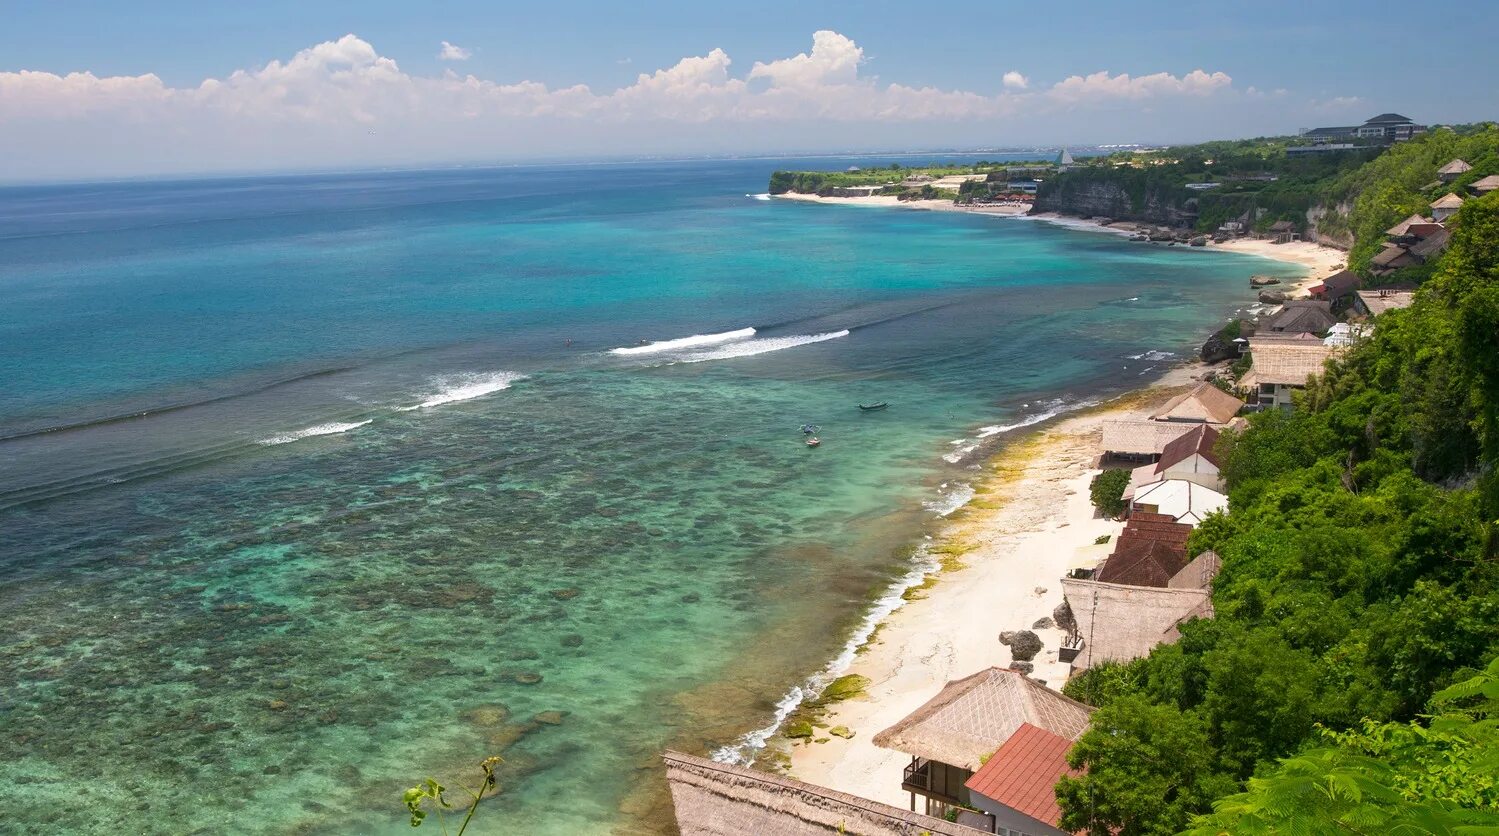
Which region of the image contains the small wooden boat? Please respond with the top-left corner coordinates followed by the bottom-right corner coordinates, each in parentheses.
top-left (806, 437), bottom-right (821, 447)
top-left (858, 402), bottom-right (889, 412)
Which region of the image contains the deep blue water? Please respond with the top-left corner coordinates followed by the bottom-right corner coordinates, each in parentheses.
top-left (0, 157), bottom-right (1299, 833)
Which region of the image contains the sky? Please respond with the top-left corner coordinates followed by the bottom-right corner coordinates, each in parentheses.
top-left (2, 0), bottom-right (1497, 181)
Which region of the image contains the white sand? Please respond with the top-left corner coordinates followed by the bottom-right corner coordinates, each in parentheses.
top-left (1210, 238), bottom-right (1349, 297)
top-left (773, 192), bottom-right (1031, 216)
top-left (784, 365), bottom-right (1205, 805)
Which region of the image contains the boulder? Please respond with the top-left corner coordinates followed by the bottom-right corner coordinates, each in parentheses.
top-left (1031, 617), bottom-right (1056, 630)
top-left (1053, 601), bottom-right (1077, 634)
top-left (1007, 630), bottom-right (1044, 662)
top-left (1258, 289), bottom-right (1288, 305)
top-left (829, 726), bottom-right (855, 739)
top-left (1249, 275), bottom-right (1282, 287)
top-left (1200, 331), bottom-right (1240, 364)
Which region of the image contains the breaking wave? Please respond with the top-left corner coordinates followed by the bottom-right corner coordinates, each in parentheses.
top-left (924, 482), bottom-right (976, 516)
top-left (258, 420), bottom-right (371, 446)
top-left (675, 330), bottom-right (850, 363)
top-left (746, 193), bottom-right (772, 201)
top-left (398, 372), bottom-right (525, 410)
top-left (1125, 349), bottom-right (1176, 362)
top-left (609, 327), bottom-right (756, 356)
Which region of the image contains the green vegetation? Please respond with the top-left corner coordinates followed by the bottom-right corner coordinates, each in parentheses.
top-left (404, 756), bottom-right (502, 834)
top-left (1056, 193), bottom-right (1499, 834)
top-left (767, 160), bottom-right (1050, 201)
top-left (1088, 469), bottom-right (1131, 518)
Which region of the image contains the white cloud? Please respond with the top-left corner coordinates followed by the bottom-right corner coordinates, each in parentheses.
top-left (438, 41), bottom-right (472, 61)
top-left (0, 31), bottom-right (1263, 179)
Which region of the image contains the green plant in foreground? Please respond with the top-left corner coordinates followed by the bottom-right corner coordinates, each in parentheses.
top-left (404, 756), bottom-right (502, 835)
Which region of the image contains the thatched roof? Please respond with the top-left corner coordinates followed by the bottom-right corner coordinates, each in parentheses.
top-left (1438, 159), bottom-right (1472, 176)
top-left (1099, 419), bottom-right (1197, 456)
top-left (1150, 383), bottom-right (1243, 424)
top-left (1471, 175), bottom-right (1499, 194)
top-left (1266, 300), bottom-right (1336, 334)
top-left (872, 668), bottom-right (1093, 771)
top-left (1410, 227), bottom-right (1452, 262)
top-left (1168, 550), bottom-right (1223, 590)
top-left (1371, 244), bottom-right (1417, 269)
top-left (1385, 213), bottom-right (1428, 236)
top-left (1245, 340), bottom-right (1339, 386)
top-left (1062, 577), bottom-right (1213, 670)
top-left (1431, 192), bottom-right (1466, 209)
top-left (662, 751), bottom-right (981, 836)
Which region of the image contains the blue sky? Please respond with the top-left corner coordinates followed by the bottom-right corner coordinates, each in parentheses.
top-left (2, 0), bottom-right (1496, 180)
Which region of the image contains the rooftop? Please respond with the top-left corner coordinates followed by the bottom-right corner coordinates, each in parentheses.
top-left (1437, 159), bottom-right (1472, 176)
top-left (1062, 577), bottom-right (1214, 669)
top-left (1266, 300), bottom-right (1337, 334)
top-left (872, 668), bottom-right (1094, 771)
top-left (1431, 192), bottom-right (1466, 209)
top-left (1385, 213), bottom-right (1429, 237)
top-left (662, 751), bottom-right (980, 836)
top-left (1168, 549), bottom-right (1224, 590)
top-left (964, 723), bottom-right (1077, 829)
top-left (1158, 424), bottom-right (1222, 471)
top-left (1245, 340), bottom-right (1339, 386)
top-left (1096, 534), bottom-right (1188, 587)
top-left (1100, 419), bottom-right (1198, 456)
top-left (1472, 175), bottom-right (1499, 193)
top-left (1355, 288), bottom-right (1416, 316)
top-left (1150, 383), bottom-right (1243, 425)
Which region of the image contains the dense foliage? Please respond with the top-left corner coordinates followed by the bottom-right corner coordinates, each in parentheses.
top-left (1057, 193), bottom-right (1499, 835)
top-left (1089, 468), bottom-right (1131, 518)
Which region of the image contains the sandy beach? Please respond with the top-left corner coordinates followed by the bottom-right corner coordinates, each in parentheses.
top-left (782, 364), bottom-right (1205, 806)
top-left (774, 192), bottom-right (1031, 216)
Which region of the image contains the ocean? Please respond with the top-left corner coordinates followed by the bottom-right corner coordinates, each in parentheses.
top-left (0, 157), bottom-right (1299, 833)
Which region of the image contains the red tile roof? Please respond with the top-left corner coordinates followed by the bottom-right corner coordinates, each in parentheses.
top-left (1158, 424), bottom-right (1221, 471)
top-left (1096, 534), bottom-right (1189, 587)
top-left (965, 723), bottom-right (1078, 829)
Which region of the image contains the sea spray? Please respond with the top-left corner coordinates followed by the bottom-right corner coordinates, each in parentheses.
top-left (608, 327), bottom-right (756, 356)
top-left (675, 330), bottom-right (849, 363)
top-left (257, 420), bottom-right (372, 445)
top-left (398, 371), bottom-right (525, 410)
top-left (712, 542), bottom-right (941, 766)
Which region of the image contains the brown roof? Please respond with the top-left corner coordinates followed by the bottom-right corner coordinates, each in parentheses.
top-left (1384, 213), bottom-right (1428, 236)
top-left (1268, 220), bottom-right (1295, 232)
top-left (1410, 227), bottom-right (1451, 262)
top-left (1099, 419), bottom-right (1197, 456)
top-left (1245, 340), bottom-right (1339, 386)
top-left (872, 668), bottom-right (1094, 770)
top-left (1438, 159), bottom-right (1472, 176)
top-left (1407, 222), bottom-right (1445, 239)
top-left (1431, 192), bottom-right (1466, 209)
top-left (1267, 300), bottom-right (1336, 334)
top-left (964, 724), bottom-right (1077, 828)
top-left (1122, 515), bottom-right (1194, 544)
top-left (1158, 424), bottom-right (1221, 471)
top-left (1149, 383), bottom-right (1243, 424)
top-left (1471, 175), bottom-right (1499, 193)
top-left (1095, 535), bottom-right (1188, 587)
top-left (1371, 244), bottom-right (1417, 268)
top-left (1126, 511), bottom-right (1179, 525)
top-left (1355, 288), bottom-right (1416, 316)
top-left (1168, 550), bottom-right (1223, 589)
top-left (662, 751), bottom-right (980, 836)
top-left (1317, 269), bottom-right (1361, 295)
top-left (1061, 577), bottom-right (1214, 669)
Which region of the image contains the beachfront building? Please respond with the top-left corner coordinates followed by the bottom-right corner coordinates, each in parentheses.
top-left (1265, 300), bottom-right (1337, 335)
top-left (1123, 424), bottom-right (1224, 503)
top-left (1266, 220), bottom-right (1298, 243)
top-left (1090, 513), bottom-right (1192, 586)
top-left (1099, 383), bottom-right (1241, 462)
top-left (1240, 339), bottom-right (1339, 410)
top-left (1307, 270), bottom-right (1360, 306)
top-left (1324, 322), bottom-right (1370, 348)
top-left (662, 751), bottom-right (981, 836)
top-left (962, 723), bottom-right (1080, 836)
top-left (1061, 551), bottom-right (1220, 671)
top-left (1130, 479), bottom-right (1228, 525)
top-left (1431, 192), bottom-right (1465, 222)
top-left (1354, 287), bottom-right (1416, 317)
top-left (872, 667), bottom-right (1093, 819)
top-left (1438, 159), bottom-right (1472, 182)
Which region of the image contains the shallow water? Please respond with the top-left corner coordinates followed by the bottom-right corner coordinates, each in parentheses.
top-left (0, 158), bottom-right (1299, 833)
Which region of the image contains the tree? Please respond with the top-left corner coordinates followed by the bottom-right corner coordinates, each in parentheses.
top-left (1089, 469), bottom-right (1131, 518)
top-left (1056, 697), bottom-right (1234, 835)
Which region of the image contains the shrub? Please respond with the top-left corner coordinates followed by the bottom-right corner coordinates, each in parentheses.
top-left (1089, 469), bottom-right (1131, 518)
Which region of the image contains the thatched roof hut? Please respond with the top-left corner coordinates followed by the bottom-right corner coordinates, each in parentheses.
top-left (872, 668), bottom-right (1093, 772)
top-left (662, 751), bottom-right (980, 835)
top-left (1150, 383), bottom-right (1243, 424)
top-left (1061, 577), bottom-right (1214, 670)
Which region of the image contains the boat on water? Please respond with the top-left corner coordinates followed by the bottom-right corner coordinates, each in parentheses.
top-left (858, 402), bottom-right (889, 411)
top-left (806, 437), bottom-right (821, 447)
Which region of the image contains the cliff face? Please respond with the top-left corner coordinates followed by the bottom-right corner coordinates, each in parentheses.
top-left (1033, 180), bottom-right (1197, 227)
top-left (1305, 202), bottom-right (1355, 250)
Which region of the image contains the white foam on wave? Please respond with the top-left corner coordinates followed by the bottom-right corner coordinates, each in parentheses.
top-left (258, 420), bottom-right (372, 446)
top-left (609, 327), bottom-right (756, 356)
top-left (943, 444), bottom-right (979, 464)
top-left (712, 542), bottom-right (941, 766)
top-left (924, 482), bottom-right (976, 516)
top-left (1125, 349), bottom-right (1176, 361)
top-left (675, 330), bottom-right (849, 363)
top-left (746, 193), bottom-right (772, 201)
top-left (399, 371), bottom-right (525, 411)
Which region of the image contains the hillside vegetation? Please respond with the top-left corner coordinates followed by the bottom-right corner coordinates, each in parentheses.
top-left (1056, 193), bottom-right (1499, 834)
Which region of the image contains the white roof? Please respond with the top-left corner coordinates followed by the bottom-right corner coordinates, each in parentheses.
top-left (1132, 480), bottom-right (1228, 525)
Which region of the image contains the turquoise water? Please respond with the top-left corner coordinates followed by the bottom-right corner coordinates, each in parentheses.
top-left (0, 159), bottom-right (1299, 833)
